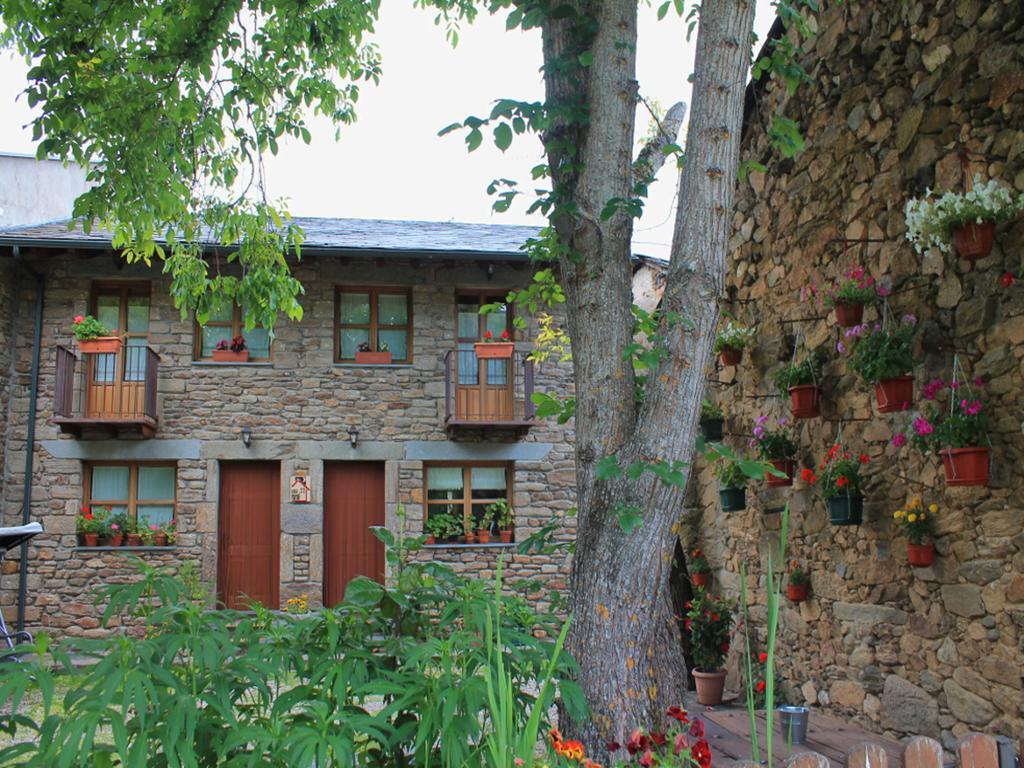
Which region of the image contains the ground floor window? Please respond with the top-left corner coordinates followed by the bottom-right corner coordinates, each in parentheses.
top-left (425, 463), bottom-right (511, 537)
top-left (84, 462), bottom-right (176, 527)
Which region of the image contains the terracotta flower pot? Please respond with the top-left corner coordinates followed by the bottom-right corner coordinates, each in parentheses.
top-left (499, 529), bottom-right (513, 543)
top-left (154, 533), bottom-right (169, 547)
top-left (691, 572), bottom-right (711, 589)
top-left (788, 384), bottom-right (821, 419)
top-left (354, 350), bottom-right (392, 365)
top-left (692, 670), bottom-right (727, 706)
top-left (940, 447), bottom-right (990, 487)
top-left (907, 542), bottom-right (935, 567)
top-left (474, 342), bottom-right (514, 359)
top-left (787, 583), bottom-right (810, 602)
top-left (78, 336), bottom-right (123, 355)
top-left (126, 533), bottom-right (142, 547)
top-left (833, 301), bottom-right (864, 328)
top-left (212, 349), bottom-right (250, 363)
top-left (425, 535), bottom-right (436, 546)
top-left (108, 534), bottom-right (123, 547)
top-left (82, 533), bottom-right (99, 547)
top-left (875, 376), bottom-right (914, 413)
top-left (765, 458), bottom-right (795, 488)
top-left (719, 347), bottom-right (743, 366)
top-left (476, 531), bottom-right (491, 544)
top-left (953, 220), bottom-right (994, 260)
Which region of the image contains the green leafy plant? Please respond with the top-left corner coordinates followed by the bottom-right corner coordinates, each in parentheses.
top-left (75, 506), bottom-right (106, 535)
top-left (713, 320), bottom-right (756, 353)
top-left (684, 589), bottom-right (734, 672)
top-left (788, 564), bottom-right (810, 586)
top-left (847, 315), bottom-right (916, 383)
top-left (71, 314), bottom-right (111, 341)
top-left (426, 513), bottom-right (455, 540)
top-left (700, 398), bottom-right (722, 420)
top-left (893, 498), bottom-right (937, 545)
top-left (160, 520), bottom-right (177, 544)
top-left (714, 458), bottom-right (748, 490)
top-left (477, 504), bottom-right (496, 533)
top-left (803, 445), bottom-right (869, 499)
top-left (771, 349), bottom-right (824, 394)
top-left (487, 499), bottom-right (514, 530)
top-left (751, 416), bottom-right (798, 461)
top-left (689, 548), bottom-right (711, 575)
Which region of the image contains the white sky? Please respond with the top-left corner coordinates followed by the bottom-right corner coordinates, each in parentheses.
top-left (0, 3), bottom-right (776, 260)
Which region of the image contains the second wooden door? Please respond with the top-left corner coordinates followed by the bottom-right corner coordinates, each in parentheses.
top-left (218, 461), bottom-right (280, 610)
top-left (323, 461), bottom-right (386, 607)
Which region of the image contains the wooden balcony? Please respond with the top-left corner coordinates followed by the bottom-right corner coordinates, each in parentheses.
top-left (53, 345), bottom-right (160, 438)
top-left (443, 348), bottom-right (535, 437)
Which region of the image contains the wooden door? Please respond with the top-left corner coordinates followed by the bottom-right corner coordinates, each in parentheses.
top-left (218, 461), bottom-right (280, 610)
top-left (323, 462), bottom-right (386, 607)
top-left (455, 295), bottom-right (512, 421)
top-left (86, 284), bottom-right (150, 418)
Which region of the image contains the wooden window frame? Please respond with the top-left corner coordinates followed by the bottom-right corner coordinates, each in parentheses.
top-left (454, 291), bottom-right (512, 343)
top-left (192, 305), bottom-right (273, 362)
top-left (423, 462), bottom-right (512, 534)
top-left (84, 461), bottom-right (177, 526)
top-left (89, 281), bottom-right (152, 343)
top-left (334, 286), bottom-right (414, 364)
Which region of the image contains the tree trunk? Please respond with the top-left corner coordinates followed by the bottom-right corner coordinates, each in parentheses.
top-left (540, 0), bottom-right (757, 751)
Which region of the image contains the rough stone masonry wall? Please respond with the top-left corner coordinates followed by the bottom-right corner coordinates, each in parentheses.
top-left (0, 250), bottom-right (576, 635)
top-left (690, 0), bottom-right (1024, 749)
top-left (0, 259), bottom-right (15, 511)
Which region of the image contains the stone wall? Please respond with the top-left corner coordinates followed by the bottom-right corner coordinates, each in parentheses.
top-left (0, 249), bottom-right (576, 635)
top-left (691, 0), bottom-right (1024, 748)
top-left (0, 259), bottom-right (15, 511)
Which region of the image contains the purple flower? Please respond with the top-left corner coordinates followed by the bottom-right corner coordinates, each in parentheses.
top-left (891, 433), bottom-right (907, 448)
top-left (912, 416), bottom-right (934, 437)
top-left (755, 415), bottom-right (769, 427)
top-left (753, 425), bottom-right (765, 439)
top-left (836, 341), bottom-right (846, 353)
top-left (748, 438), bottom-right (758, 448)
top-left (778, 416), bottom-right (789, 427)
top-left (902, 314), bottom-right (917, 326)
top-left (844, 323), bottom-right (868, 338)
top-left (922, 379), bottom-right (944, 400)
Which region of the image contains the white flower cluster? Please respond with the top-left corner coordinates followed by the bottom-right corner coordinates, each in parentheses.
top-left (904, 175), bottom-right (1023, 255)
top-left (715, 321), bottom-right (757, 350)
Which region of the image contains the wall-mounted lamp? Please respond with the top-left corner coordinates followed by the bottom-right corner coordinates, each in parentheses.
top-left (241, 426), bottom-right (252, 449)
top-left (347, 424), bottom-right (359, 448)
top-left (486, 263), bottom-right (495, 280)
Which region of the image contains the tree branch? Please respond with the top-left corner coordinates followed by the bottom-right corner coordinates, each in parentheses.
top-left (632, 100), bottom-right (687, 188)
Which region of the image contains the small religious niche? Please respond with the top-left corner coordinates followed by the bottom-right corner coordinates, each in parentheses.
top-left (290, 470), bottom-right (312, 503)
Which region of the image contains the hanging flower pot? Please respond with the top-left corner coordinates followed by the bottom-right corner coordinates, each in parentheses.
top-left (875, 376), bottom-right (914, 413)
top-left (953, 221), bottom-right (994, 260)
top-left (833, 301), bottom-right (865, 328)
top-left (786, 582), bottom-right (810, 602)
top-left (700, 417), bottom-right (724, 442)
top-left (907, 542), bottom-right (935, 567)
top-left (765, 458), bottom-right (795, 487)
top-left (827, 495), bottom-right (864, 526)
top-left (719, 347), bottom-right (743, 366)
top-left (940, 447), bottom-right (990, 486)
top-left (788, 385), bottom-right (821, 419)
top-left (692, 670), bottom-right (727, 706)
top-left (719, 487), bottom-right (746, 512)
top-left (691, 572), bottom-right (712, 589)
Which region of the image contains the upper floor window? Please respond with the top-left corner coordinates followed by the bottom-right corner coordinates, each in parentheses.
top-left (335, 287), bottom-right (412, 363)
top-left (194, 304), bottom-right (271, 361)
top-left (91, 282), bottom-right (150, 382)
top-left (85, 462), bottom-right (176, 527)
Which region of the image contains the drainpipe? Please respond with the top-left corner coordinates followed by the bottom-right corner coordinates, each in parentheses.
top-left (13, 246), bottom-right (44, 634)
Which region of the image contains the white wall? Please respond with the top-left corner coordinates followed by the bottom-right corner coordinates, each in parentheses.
top-left (0, 153), bottom-right (88, 228)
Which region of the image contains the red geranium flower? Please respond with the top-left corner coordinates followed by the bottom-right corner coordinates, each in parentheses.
top-left (500, 329), bottom-right (510, 340)
top-left (650, 731), bottom-right (667, 747)
top-left (859, 454), bottom-right (869, 464)
top-left (606, 740), bottom-right (622, 752)
top-left (626, 730), bottom-right (650, 756)
top-left (73, 315), bottom-right (85, 324)
top-left (836, 475), bottom-right (848, 487)
top-left (484, 330), bottom-right (493, 340)
top-left (1001, 272), bottom-right (1014, 289)
top-left (756, 680), bottom-right (766, 692)
top-left (758, 652), bottom-right (768, 663)
top-left (693, 739), bottom-right (712, 768)
top-left (666, 706), bottom-right (689, 723)
top-left (639, 751), bottom-right (655, 768)
top-left (673, 732), bottom-right (689, 755)
top-left (720, 641), bottom-right (730, 653)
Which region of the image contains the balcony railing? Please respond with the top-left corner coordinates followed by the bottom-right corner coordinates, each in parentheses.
top-left (53, 344), bottom-right (160, 438)
top-left (443, 348), bottom-right (534, 435)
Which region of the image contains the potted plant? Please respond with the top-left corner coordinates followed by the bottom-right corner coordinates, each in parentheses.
top-left (824, 266), bottom-right (882, 327)
top-left (476, 504), bottom-right (495, 543)
top-left (700, 399), bottom-right (724, 442)
top-left (905, 174), bottom-right (1023, 260)
top-left (690, 548), bottom-right (712, 588)
top-left (751, 416), bottom-right (798, 487)
top-left (76, 506), bottom-right (105, 547)
top-left (156, 520), bottom-right (176, 547)
top-left (787, 563), bottom-right (811, 602)
top-left (894, 378), bottom-right (990, 486)
top-left (124, 517), bottom-right (142, 547)
top-left (684, 589), bottom-right (735, 705)
top-left (354, 340), bottom-right (393, 365)
top-left (846, 314), bottom-right (916, 413)
top-left (805, 445), bottom-right (868, 525)
top-left (773, 349), bottom-right (824, 419)
top-left (488, 499), bottom-right (515, 543)
top-left (106, 511), bottom-right (128, 547)
top-left (424, 514), bottom-right (450, 545)
top-left (713, 321), bottom-right (755, 366)
top-left (474, 329), bottom-right (514, 359)
top-left (714, 458), bottom-right (747, 512)
top-left (213, 334), bottom-right (249, 362)
top-left (894, 498), bottom-right (936, 567)
top-left (72, 314), bottom-right (121, 354)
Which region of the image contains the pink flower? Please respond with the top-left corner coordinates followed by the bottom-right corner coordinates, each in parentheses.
top-left (149, 524), bottom-right (159, 531)
top-left (961, 399), bottom-right (982, 416)
top-left (110, 524), bottom-right (119, 531)
top-left (73, 315), bottom-right (84, 324)
top-left (973, 376), bottom-right (985, 387)
top-left (902, 314), bottom-right (917, 326)
top-left (912, 416), bottom-right (934, 437)
top-left (778, 417), bottom-right (789, 427)
top-left (877, 285), bottom-right (891, 297)
top-left (756, 415), bottom-right (769, 427)
top-left (922, 379), bottom-right (944, 400)
top-left (892, 433), bottom-right (907, 448)
top-left (949, 380), bottom-right (960, 390)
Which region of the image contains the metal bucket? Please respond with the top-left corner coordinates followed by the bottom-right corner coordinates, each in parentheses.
top-left (778, 706), bottom-right (810, 744)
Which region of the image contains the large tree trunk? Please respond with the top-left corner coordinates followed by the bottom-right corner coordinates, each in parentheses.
top-left (541, 0), bottom-right (757, 751)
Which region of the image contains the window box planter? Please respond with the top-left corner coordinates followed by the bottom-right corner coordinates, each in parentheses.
top-left (786, 583), bottom-right (809, 602)
top-left (827, 495), bottom-right (863, 526)
top-left (718, 347), bottom-right (743, 366)
top-left (765, 458), bottom-right (795, 487)
top-left (719, 487), bottom-right (746, 512)
top-left (474, 342), bottom-right (514, 359)
top-left (875, 376), bottom-right (914, 413)
top-left (212, 349), bottom-right (250, 363)
top-left (692, 670), bottom-right (726, 706)
top-left (78, 336), bottom-right (123, 355)
top-left (788, 385), bottom-right (821, 419)
top-left (907, 542), bottom-right (935, 567)
top-left (691, 572), bottom-right (711, 589)
top-left (354, 350), bottom-right (393, 365)
top-left (700, 417), bottom-right (724, 442)
top-left (953, 221), bottom-right (994, 260)
top-left (833, 301), bottom-right (864, 328)
top-left (940, 447), bottom-right (989, 486)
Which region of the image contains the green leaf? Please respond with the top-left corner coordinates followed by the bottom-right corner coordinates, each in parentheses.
top-left (595, 456), bottom-right (622, 481)
top-left (493, 122), bottom-right (513, 151)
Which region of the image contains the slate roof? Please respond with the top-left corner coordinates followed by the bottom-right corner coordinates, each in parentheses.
top-left (0, 216), bottom-right (542, 259)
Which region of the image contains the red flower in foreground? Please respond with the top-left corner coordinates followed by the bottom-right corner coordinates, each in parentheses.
top-left (638, 751), bottom-right (655, 768)
top-left (690, 719), bottom-right (705, 739)
top-left (73, 315), bottom-right (85, 324)
top-left (606, 741), bottom-right (622, 752)
top-left (500, 329), bottom-right (510, 340)
top-left (666, 706), bottom-right (689, 723)
top-left (626, 730), bottom-right (650, 755)
top-left (693, 738), bottom-right (713, 768)
top-left (650, 731), bottom-right (667, 747)
top-left (836, 475), bottom-right (849, 488)
top-left (1001, 272), bottom-right (1014, 289)
top-left (800, 468), bottom-right (817, 484)
top-left (758, 652), bottom-right (768, 663)
top-left (858, 454), bottom-right (869, 464)
top-left (756, 680), bottom-right (766, 693)
top-left (484, 330), bottom-right (493, 340)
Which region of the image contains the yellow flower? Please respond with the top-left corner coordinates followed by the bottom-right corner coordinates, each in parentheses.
top-left (919, 512), bottom-right (926, 520)
top-left (894, 510), bottom-right (904, 519)
top-left (912, 497), bottom-right (921, 508)
top-left (928, 504), bottom-right (938, 513)
top-left (907, 513), bottom-right (917, 523)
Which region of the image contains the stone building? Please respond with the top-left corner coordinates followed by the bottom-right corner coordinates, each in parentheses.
top-left (691, 0), bottom-right (1024, 749)
top-left (0, 217), bottom-right (582, 635)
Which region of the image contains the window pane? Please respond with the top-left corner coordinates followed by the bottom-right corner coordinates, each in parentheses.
top-left (484, 305), bottom-right (508, 337)
top-left (244, 327), bottom-right (271, 358)
top-left (96, 295), bottom-right (120, 332)
top-left (471, 467), bottom-right (506, 492)
top-left (202, 326), bottom-right (232, 357)
top-left (485, 359), bottom-right (508, 386)
top-left (126, 296), bottom-right (150, 333)
top-left (457, 345), bottom-right (478, 385)
top-left (91, 466), bottom-right (130, 500)
top-left (428, 503), bottom-right (463, 521)
top-left (138, 505), bottom-right (174, 527)
top-left (378, 329), bottom-right (407, 360)
top-left (125, 338), bottom-right (147, 381)
top-left (207, 302), bottom-right (233, 323)
top-left (458, 305), bottom-right (479, 339)
top-left (138, 467), bottom-right (175, 500)
top-left (91, 353), bottom-right (117, 383)
top-left (340, 328), bottom-right (370, 359)
top-left (427, 467), bottom-right (464, 493)
top-left (339, 293), bottom-right (371, 324)
top-left (378, 293), bottom-right (408, 325)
